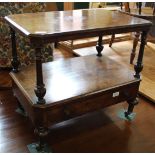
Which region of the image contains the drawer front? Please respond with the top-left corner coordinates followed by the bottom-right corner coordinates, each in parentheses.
top-left (47, 81), bottom-right (140, 125)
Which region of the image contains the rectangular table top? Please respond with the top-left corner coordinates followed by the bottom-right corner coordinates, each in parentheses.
top-left (5, 9), bottom-right (152, 41)
top-left (10, 55), bottom-right (140, 107)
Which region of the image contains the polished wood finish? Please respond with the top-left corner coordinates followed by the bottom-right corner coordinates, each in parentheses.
top-left (1, 49), bottom-right (155, 153)
top-left (5, 9), bottom-right (151, 42)
top-left (10, 55), bottom-right (140, 106)
top-left (4, 9), bottom-right (152, 151)
top-left (10, 56), bottom-right (140, 149)
top-left (73, 41), bottom-right (155, 102)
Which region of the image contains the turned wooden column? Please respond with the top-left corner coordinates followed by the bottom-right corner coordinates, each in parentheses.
top-left (130, 32), bottom-right (140, 64)
top-left (138, 2), bottom-right (142, 15)
top-left (34, 46), bottom-right (46, 104)
top-left (34, 126), bottom-right (49, 151)
top-left (96, 35), bottom-right (103, 57)
top-left (134, 31), bottom-right (148, 78)
top-left (120, 2), bottom-right (123, 10)
top-left (125, 97), bottom-right (139, 117)
top-left (10, 27), bottom-right (20, 72)
top-left (33, 106), bottom-right (49, 152)
top-left (109, 34), bottom-right (115, 47)
top-left (124, 2), bottom-right (130, 12)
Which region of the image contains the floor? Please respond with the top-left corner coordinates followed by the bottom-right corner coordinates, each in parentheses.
top-left (0, 46), bottom-right (155, 153)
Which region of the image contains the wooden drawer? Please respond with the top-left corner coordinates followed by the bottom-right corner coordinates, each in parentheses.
top-left (46, 81), bottom-right (140, 125)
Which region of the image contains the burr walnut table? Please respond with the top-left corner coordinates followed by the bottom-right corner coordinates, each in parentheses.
top-left (4, 9), bottom-right (151, 152)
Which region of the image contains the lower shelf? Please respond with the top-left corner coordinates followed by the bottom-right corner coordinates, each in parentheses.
top-left (10, 55), bottom-right (140, 126)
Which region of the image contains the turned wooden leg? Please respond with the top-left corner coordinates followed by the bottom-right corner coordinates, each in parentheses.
top-left (10, 27), bottom-right (20, 72)
top-left (130, 32), bottom-right (140, 64)
top-left (138, 2), bottom-right (142, 15)
top-left (134, 31), bottom-right (148, 79)
top-left (96, 35), bottom-right (103, 57)
top-left (34, 47), bottom-right (46, 104)
top-left (71, 40), bottom-right (74, 49)
top-left (109, 34), bottom-right (115, 47)
top-left (120, 2), bottom-right (123, 10)
top-left (54, 42), bottom-right (58, 48)
top-left (125, 97), bottom-right (139, 118)
top-left (34, 126), bottom-right (49, 151)
top-left (153, 6), bottom-right (155, 15)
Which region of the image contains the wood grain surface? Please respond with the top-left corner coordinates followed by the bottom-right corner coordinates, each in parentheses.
top-left (5, 9), bottom-right (151, 40)
top-left (73, 41), bottom-right (155, 102)
top-left (10, 55), bottom-right (138, 106)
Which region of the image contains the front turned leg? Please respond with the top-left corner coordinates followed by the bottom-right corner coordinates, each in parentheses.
top-left (130, 32), bottom-right (140, 64)
top-left (96, 35), bottom-right (103, 57)
top-left (28, 126), bottom-right (50, 153)
top-left (134, 31), bottom-right (148, 78)
top-left (34, 127), bottom-right (49, 152)
top-left (125, 97), bottom-right (139, 118)
top-left (34, 47), bottom-right (46, 104)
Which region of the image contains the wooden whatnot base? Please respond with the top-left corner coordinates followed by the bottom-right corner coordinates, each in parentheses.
top-left (5, 9), bottom-right (150, 152)
top-left (10, 55), bottom-right (140, 152)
